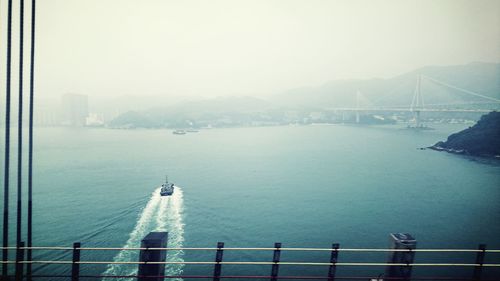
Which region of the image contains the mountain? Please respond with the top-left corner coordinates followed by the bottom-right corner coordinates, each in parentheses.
top-left (158, 96), bottom-right (275, 115)
top-left (430, 111), bottom-right (500, 157)
top-left (273, 62), bottom-right (500, 109)
top-left (108, 111), bottom-right (160, 128)
top-left (109, 62), bottom-right (500, 128)
top-left (109, 96), bottom-right (276, 128)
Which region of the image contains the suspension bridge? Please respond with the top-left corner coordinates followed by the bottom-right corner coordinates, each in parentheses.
top-left (328, 75), bottom-right (500, 126)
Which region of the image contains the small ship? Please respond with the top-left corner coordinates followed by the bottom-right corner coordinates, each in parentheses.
top-left (160, 175), bottom-right (174, 196)
top-left (172, 130), bottom-right (186, 135)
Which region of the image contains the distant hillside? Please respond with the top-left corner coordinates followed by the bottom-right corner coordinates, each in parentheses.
top-left (430, 111), bottom-right (500, 157)
top-left (273, 62), bottom-right (500, 109)
top-left (108, 111), bottom-right (160, 128)
top-left (110, 96), bottom-right (276, 128)
top-left (161, 96), bottom-right (275, 115)
top-left (109, 62), bottom-right (500, 128)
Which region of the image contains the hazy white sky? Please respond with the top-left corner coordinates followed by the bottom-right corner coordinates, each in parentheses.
top-left (1, 0), bottom-right (499, 100)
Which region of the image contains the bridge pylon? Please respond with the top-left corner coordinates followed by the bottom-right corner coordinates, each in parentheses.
top-left (356, 90), bottom-right (361, 124)
top-left (410, 75), bottom-right (425, 127)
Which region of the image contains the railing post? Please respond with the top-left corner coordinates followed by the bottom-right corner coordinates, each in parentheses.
top-left (15, 242), bottom-right (24, 281)
top-left (138, 232), bottom-right (168, 281)
top-left (327, 243), bottom-right (339, 280)
top-left (385, 233), bottom-right (416, 281)
top-left (270, 242), bottom-right (281, 281)
top-left (213, 242), bottom-right (224, 281)
top-left (72, 242), bottom-right (81, 281)
top-left (473, 244), bottom-right (486, 281)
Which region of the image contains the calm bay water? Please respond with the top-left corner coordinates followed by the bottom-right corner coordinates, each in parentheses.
top-left (3, 124), bottom-right (500, 279)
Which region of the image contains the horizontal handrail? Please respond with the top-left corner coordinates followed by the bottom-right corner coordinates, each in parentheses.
top-left (1, 260), bottom-right (500, 267)
top-left (1, 246), bottom-right (499, 252)
top-left (8, 275), bottom-right (500, 280)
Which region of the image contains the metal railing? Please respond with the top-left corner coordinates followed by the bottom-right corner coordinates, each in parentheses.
top-left (1, 239), bottom-right (499, 281)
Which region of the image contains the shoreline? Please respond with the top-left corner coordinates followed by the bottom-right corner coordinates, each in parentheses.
top-left (427, 145), bottom-right (500, 159)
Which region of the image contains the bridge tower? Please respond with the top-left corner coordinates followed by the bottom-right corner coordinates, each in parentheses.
top-left (355, 90), bottom-right (361, 124)
top-left (410, 75), bottom-right (424, 127)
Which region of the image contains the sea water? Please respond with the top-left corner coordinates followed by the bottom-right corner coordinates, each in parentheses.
top-left (1, 124), bottom-right (499, 279)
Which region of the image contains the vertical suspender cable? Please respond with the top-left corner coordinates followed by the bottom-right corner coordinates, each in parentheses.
top-left (17, 0), bottom-right (25, 247)
top-left (27, 0), bottom-right (36, 279)
top-left (2, 0), bottom-right (13, 278)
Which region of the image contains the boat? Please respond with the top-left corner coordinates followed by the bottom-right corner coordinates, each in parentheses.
top-left (160, 175), bottom-right (174, 196)
top-left (406, 124), bottom-right (434, 131)
top-left (186, 129), bottom-right (199, 133)
top-left (172, 130), bottom-right (186, 135)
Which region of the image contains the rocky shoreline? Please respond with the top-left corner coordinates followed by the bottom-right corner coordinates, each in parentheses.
top-left (427, 145), bottom-right (500, 159)
top-left (428, 111), bottom-right (500, 158)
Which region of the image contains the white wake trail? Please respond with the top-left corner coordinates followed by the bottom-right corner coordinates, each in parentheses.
top-left (102, 187), bottom-right (185, 281)
top-left (156, 188), bottom-right (185, 280)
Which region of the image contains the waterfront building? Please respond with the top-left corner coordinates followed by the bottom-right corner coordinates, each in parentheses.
top-left (61, 93), bottom-right (89, 126)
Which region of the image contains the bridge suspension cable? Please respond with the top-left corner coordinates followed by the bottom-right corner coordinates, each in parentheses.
top-left (422, 75), bottom-right (500, 103)
top-left (2, 0), bottom-right (14, 278)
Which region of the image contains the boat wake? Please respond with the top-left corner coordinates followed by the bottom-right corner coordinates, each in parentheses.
top-left (102, 187), bottom-right (185, 281)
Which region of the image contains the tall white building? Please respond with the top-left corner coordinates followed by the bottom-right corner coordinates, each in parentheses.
top-left (61, 93), bottom-right (89, 126)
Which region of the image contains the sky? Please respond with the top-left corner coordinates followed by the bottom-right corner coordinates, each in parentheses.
top-left (0, 0), bottom-right (499, 101)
